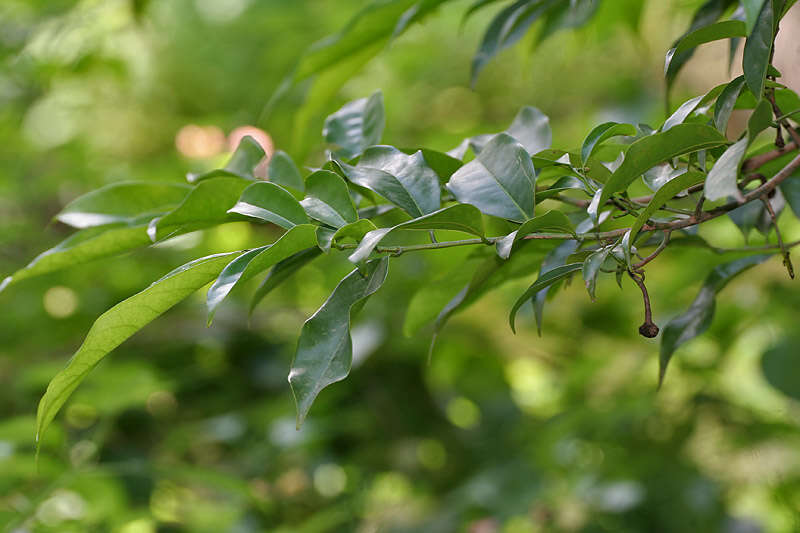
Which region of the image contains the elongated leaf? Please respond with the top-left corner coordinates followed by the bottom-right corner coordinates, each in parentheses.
top-left (228, 182), bottom-right (310, 229)
top-left (509, 263), bottom-right (582, 333)
top-left (536, 176), bottom-right (586, 201)
top-left (448, 106), bottom-right (552, 159)
top-left (659, 254), bottom-right (772, 385)
top-left (36, 252), bottom-right (239, 446)
top-left (188, 136), bottom-right (265, 183)
top-left (206, 225), bottom-right (318, 322)
top-left (348, 204), bottom-right (484, 263)
top-left (665, 20), bottom-right (746, 80)
top-left (779, 171), bottom-right (800, 217)
top-left (250, 248), bottom-right (322, 314)
top-left (392, 0), bottom-right (452, 37)
top-left (0, 225), bottom-right (152, 293)
top-left (581, 122), bottom-right (637, 164)
top-left (629, 171), bottom-right (705, 247)
top-left (583, 245), bottom-right (614, 301)
top-left (149, 177), bottom-right (250, 241)
top-left (705, 137), bottom-right (748, 202)
top-left (317, 219), bottom-right (377, 253)
top-left (597, 124), bottom-right (726, 207)
top-left (290, 257), bottom-right (389, 426)
top-left (267, 150), bottom-right (304, 195)
top-left (56, 182), bottom-right (191, 229)
top-left (447, 133), bottom-right (536, 222)
top-left (662, 95), bottom-right (706, 131)
top-left (300, 170), bottom-right (358, 228)
top-left (323, 91), bottom-right (384, 158)
top-left (714, 76), bottom-right (746, 132)
top-left (495, 210), bottom-right (574, 260)
top-left (742, 0), bottom-right (774, 98)
top-left (743, 0), bottom-right (769, 33)
top-left (339, 146), bottom-right (440, 217)
top-left (533, 240), bottom-right (579, 334)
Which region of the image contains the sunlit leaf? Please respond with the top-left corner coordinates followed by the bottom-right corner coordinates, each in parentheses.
top-left (323, 91), bottom-right (385, 158)
top-left (228, 182), bottom-right (310, 228)
top-left (300, 170), bottom-right (358, 228)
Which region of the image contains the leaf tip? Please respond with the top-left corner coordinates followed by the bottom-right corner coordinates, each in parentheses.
top-left (0, 275), bottom-right (11, 294)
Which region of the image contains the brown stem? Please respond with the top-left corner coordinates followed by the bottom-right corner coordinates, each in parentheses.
top-left (761, 195), bottom-right (795, 279)
top-left (633, 231), bottom-right (671, 269)
top-left (628, 270), bottom-right (659, 338)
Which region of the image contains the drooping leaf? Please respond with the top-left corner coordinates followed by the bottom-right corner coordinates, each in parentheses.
top-left (743, 0), bottom-right (769, 33)
top-left (665, 20), bottom-right (746, 82)
top-left (0, 225), bottom-right (153, 293)
top-left (206, 224), bottom-right (318, 323)
top-left (36, 252), bottom-right (239, 447)
top-left (495, 210), bottom-right (575, 260)
top-left (761, 340), bottom-right (800, 400)
top-left (56, 182), bottom-right (191, 229)
top-left (629, 171), bottom-right (705, 248)
top-left (742, 0), bottom-right (775, 98)
top-left (323, 91), bottom-right (385, 158)
top-left (713, 76), bottom-right (746, 132)
top-left (643, 165), bottom-right (689, 192)
top-left (659, 254), bottom-right (772, 385)
top-left (580, 122), bottom-right (637, 164)
top-left (289, 257), bottom-right (389, 427)
top-left (447, 133), bottom-right (536, 222)
top-left (267, 150), bottom-right (305, 195)
top-left (187, 136), bottom-right (265, 183)
top-left (535, 176), bottom-right (587, 201)
top-left (597, 124), bottom-right (726, 207)
top-left (317, 219), bottom-right (378, 253)
top-left (583, 244), bottom-right (614, 302)
top-left (228, 182), bottom-right (310, 229)
top-left (348, 204), bottom-right (485, 263)
top-left (536, 0), bottom-right (600, 43)
top-left (300, 170), bottom-right (358, 228)
top-left (662, 95), bottom-right (706, 131)
top-left (250, 248), bottom-right (322, 315)
top-left (149, 177), bottom-right (250, 241)
top-left (509, 263), bottom-right (583, 333)
top-left (533, 240), bottom-right (580, 334)
top-left (778, 171), bottom-right (800, 217)
top-left (339, 146), bottom-right (440, 217)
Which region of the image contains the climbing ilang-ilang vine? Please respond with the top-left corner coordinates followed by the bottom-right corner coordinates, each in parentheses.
top-left (4, 0), bottom-right (800, 447)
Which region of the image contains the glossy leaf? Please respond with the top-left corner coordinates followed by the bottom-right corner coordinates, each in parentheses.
top-left (629, 171), bottom-right (704, 247)
top-left (533, 240), bottom-right (580, 335)
top-left (187, 136), bottom-right (265, 183)
top-left (317, 219), bottom-right (377, 253)
top-left (447, 133), bottom-right (536, 222)
top-left (250, 248), bottom-right (322, 314)
top-left (659, 254), bottom-right (772, 385)
top-left (348, 204), bottom-right (484, 263)
top-left (713, 76), bottom-right (746, 132)
top-left (665, 20), bottom-right (746, 81)
top-left (448, 106), bottom-right (552, 159)
top-left (267, 150), bottom-right (305, 195)
top-left (149, 177), bottom-right (250, 241)
top-left (56, 182), bottom-right (191, 229)
top-left (509, 263), bottom-right (582, 333)
top-left (495, 210), bottom-right (574, 260)
top-left (323, 91), bottom-right (384, 158)
top-left (300, 170), bottom-right (358, 228)
top-left (705, 137), bottom-right (747, 202)
top-left (289, 257), bottom-right (389, 427)
top-left (36, 252), bottom-right (239, 447)
top-left (662, 95), bottom-right (706, 131)
top-left (597, 124), bottom-right (726, 207)
top-left (580, 122), bottom-right (637, 164)
top-left (206, 224), bottom-right (318, 323)
top-left (228, 182), bottom-right (310, 229)
top-left (742, 0), bottom-right (774, 98)
top-left (0, 225), bottom-right (153, 293)
top-left (583, 245), bottom-right (614, 302)
top-left (340, 146), bottom-right (440, 217)
top-left (743, 0), bottom-right (769, 33)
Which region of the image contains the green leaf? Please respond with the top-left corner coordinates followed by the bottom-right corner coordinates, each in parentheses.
top-left (250, 248), bottom-right (322, 315)
top-left (447, 133), bottom-right (536, 222)
top-left (448, 106), bottom-right (552, 159)
top-left (629, 171), bottom-right (705, 247)
top-left (659, 254), bottom-right (772, 385)
top-left (533, 240), bottom-right (580, 334)
top-left (471, 0), bottom-right (557, 85)
top-left (323, 91), bottom-right (384, 158)
top-left (535, 176), bottom-right (586, 201)
top-left (597, 124), bottom-right (726, 207)
top-left (289, 257), bottom-right (389, 427)
top-left (778, 171), bottom-right (800, 218)
top-left (348, 204), bottom-right (484, 263)
top-left (206, 225), bottom-right (318, 323)
top-left (509, 263), bottom-right (583, 333)
top-left (761, 340), bottom-right (800, 400)
top-left (317, 219), bottom-right (378, 253)
top-left (228, 182), bottom-right (310, 229)
top-left (56, 182), bottom-right (191, 229)
top-left (662, 95), bottom-right (706, 131)
top-left (267, 150), bottom-right (304, 195)
top-left (149, 177), bottom-right (250, 241)
top-left (36, 252), bottom-right (239, 447)
top-left (188, 136), bottom-right (265, 183)
top-left (743, 0), bottom-right (768, 33)
top-left (583, 245), bottom-right (614, 302)
top-left (339, 146), bottom-right (441, 217)
top-left (300, 170), bottom-right (358, 228)
top-left (580, 122), bottom-right (637, 164)
top-left (742, 0), bottom-right (774, 99)
top-left (495, 210), bottom-right (575, 260)
top-left (399, 148), bottom-right (463, 183)
top-left (713, 76), bottom-right (746, 132)
top-left (747, 98), bottom-right (774, 137)
top-left (0, 225), bottom-right (152, 293)
top-left (665, 20), bottom-right (746, 81)
top-left (705, 137), bottom-right (747, 202)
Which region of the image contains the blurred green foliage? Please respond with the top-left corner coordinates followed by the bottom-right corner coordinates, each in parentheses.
top-left (1, 1), bottom-right (800, 532)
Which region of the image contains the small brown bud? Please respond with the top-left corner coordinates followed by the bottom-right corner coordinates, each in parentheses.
top-left (639, 322), bottom-right (659, 338)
